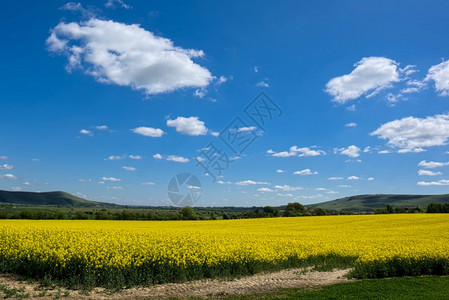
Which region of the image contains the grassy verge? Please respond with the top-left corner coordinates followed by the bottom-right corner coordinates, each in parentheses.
top-left (221, 276), bottom-right (449, 300)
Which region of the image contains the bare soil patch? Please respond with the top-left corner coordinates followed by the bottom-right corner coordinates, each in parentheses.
top-left (0, 268), bottom-right (354, 299)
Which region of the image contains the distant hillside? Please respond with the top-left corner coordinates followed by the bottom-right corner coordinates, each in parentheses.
top-left (308, 194), bottom-right (449, 212)
top-left (0, 190), bottom-right (120, 207)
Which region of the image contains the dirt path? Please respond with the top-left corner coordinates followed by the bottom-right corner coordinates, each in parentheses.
top-left (0, 268), bottom-right (354, 299)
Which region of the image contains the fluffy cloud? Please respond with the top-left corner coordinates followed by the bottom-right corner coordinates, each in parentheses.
top-left (418, 170), bottom-right (442, 176)
top-left (153, 154), bottom-right (163, 160)
top-left (95, 125), bottom-right (108, 130)
top-left (335, 145), bottom-right (361, 158)
top-left (122, 166), bottom-right (136, 171)
top-left (47, 18), bottom-right (212, 95)
top-left (371, 114), bottom-right (449, 152)
top-left (256, 81), bottom-right (269, 88)
top-left (128, 155), bottom-right (142, 160)
top-left (274, 185), bottom-right (303, 191)
top-left (328, 177), bottom-right (344, 180)
top-left (345, 122), bottom-right (357, 127)
top-left (347, 176), bottom-right (360, 180)
top-left (105, 154), bottom-right (142, 160)
top-left (268, 146), bottom-right (326, 158)
top-left (166, 155), bottom-right (189, 163)
top-left (101, 176), bottom-right (121, 182)
top-left (105, 0), bottom-right (130, 9)
top-left (141, 182), bottom-right (155, 186)
top-left (258, 187), bottom-right (274, 192)
top-left (235, 180), bottom-right (270, 186)
top-left (425, 60), bottom-right (449, 96)
top-left (293, 169), bottom-right (318, 175)
top-left (0, 174), bottom-right (17, 180)
top-left (217, 180), bottom-right (232, 184)
top-left (80, 129), bottom-right (93, 136)
top-left (0, 164), bottom-right (14, 170)
top-left (166, 116), bottom-right (207, 136)
top-left (276, 169), bottom-right (285, 173)
top-left (418, 160), bottom-right (449, 168)
top-left (417, 179), bottom-right (449, 186)
top-left (325, 57), bottom-right (401, 103)
top-left (132, 127), bottom-right (165, 137)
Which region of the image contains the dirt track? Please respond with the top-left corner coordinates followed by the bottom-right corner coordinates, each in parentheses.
top-left (0, 268), bottom-right (353, 299)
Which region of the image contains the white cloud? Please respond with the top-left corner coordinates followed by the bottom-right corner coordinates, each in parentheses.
top-left (142, 182), bottom-right (155, 186)
top-left (166, 155), bottom-right (189, 163)
top-left (107, 186), bottom-right (123, 190)
top-left (101, 176), bottom-right (121, 182)
top-left (0, 174), bottom-right (17, 180)
top-left (23, 181), bottom-right (31, 185)
top-left (166, 116), bottom-right (207, 136)
top-left (363, 146), bottom-right (371, 153)
top-left (378, 150), bottom-right (391, 154)
top-left (338, 185), bottom-right (351, 188)
top-left (328, 177), bottom-right (343, 180)
top-left (277, 193), bottom-right (293, 197)
top-left (315, 187), bottom-right (327, 191)
top-left (274, 185), bottom-right (303, 191)
top-left (0, 164), bottom-right (14, 170)
top-left (400, 80), bottom-right (426, 94)
top-left (47, 18), bottom-right (212, 95)
top-left (253, 66), bottom-right (259, 73)
top-left (325, 57), bottom-right (401, 103)
top-left (193, 88), bottom-right (207, 98)
top-left (276, 169), bottom-right (285, 173)
top-left (238, 126), bottom-right (256, 132)
top-left (367, 177), bottom-right (375, 181)
top-left (60, 2), bottom-right (96, 18)
top-left (129, 155), bottom-right (142, 160)
top-left (345, 122), bottom-right (357, 127)
top-left (327, 191), bottom-right (339, 194)
top-left (80, 129), bottom-right (93, 136)
top-left (210, 131), bottom-right (219, 137)
top-left (335, 145), bottom-right (361, 158)
top-left (258, 187), bottom-right (274, 192)
top-left (425, 60), bottom-right (449, 96)
top-left (95, 125), bottom-right (108, 130)
top-left (347, 176), bottom-right (360, 180)
top-left (256, 81), bottom-right (269, 87)
top-left (269, 146), bottom-right (326, 158)
top-left (105, 0), bottom-right (130, 9)
top-left (122, 166), bottom-right (136, 171)
top-left (132, 127), bottom-right (165, 137)
top-left (418, 169), bottom-right (442, 176)
top-left (105, 155), bottom-right (124, 160)
top-left (153, 153), bottom-right (163, 160)
top-left (371, 113), bottom-right (449, 152)
top-left (417, 179), bottom-right (449, 186)
top-left (418, 160), bottom-right (449, 168)
top-left (217, 180), bottom-right (232, 184)
top-left (293, 169), bottom-right (318, 175)
top-left (235, 180), bottom-right (270, 186)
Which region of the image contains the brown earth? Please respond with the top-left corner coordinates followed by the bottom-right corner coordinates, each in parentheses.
top-left (0, 268), bottom-right (354, 299)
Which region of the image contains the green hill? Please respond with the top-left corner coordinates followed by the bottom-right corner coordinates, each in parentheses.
top-left (308, 194), bottom-right (449, 212)
top-left (0, 190), bottom-right (120, 207)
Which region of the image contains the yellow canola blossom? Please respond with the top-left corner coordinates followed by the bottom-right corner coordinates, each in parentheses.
top-left (0, 215), bottom-right (448, 274)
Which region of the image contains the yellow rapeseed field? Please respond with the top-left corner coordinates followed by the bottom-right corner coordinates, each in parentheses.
top-left (0, 214), bottom-right (448, 286)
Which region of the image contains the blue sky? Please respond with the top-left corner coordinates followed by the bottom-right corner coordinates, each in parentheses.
top-left (1, 0), bottom-right (449, 206)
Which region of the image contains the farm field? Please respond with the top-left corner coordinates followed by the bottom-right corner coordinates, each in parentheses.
top-left (0, 215), bottom-right (448, 290)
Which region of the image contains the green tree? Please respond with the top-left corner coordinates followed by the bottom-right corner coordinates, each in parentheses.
top-left (283, 202), bottom-right (305, 217)
top-left (386, 204), bottom-right (394, 214)
top-left (263, 206), bottom-right (279, 217)
top-left (180, 206), bottom-right (198, 220)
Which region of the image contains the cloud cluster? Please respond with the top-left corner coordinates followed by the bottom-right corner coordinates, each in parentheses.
top-left (153, 153), bottom-right (189, 163)
top-left (167, 116), bottom-right (207, 136)
top-left (293, 169), bottom-right (318, 175)
top-left (132, 127), bottom-right (165, 137)
top-left (47, 18), bottom-right (212, 95)
top-left (326, 57), bottom-right (401, 103)
top-left (371, 113), bottom-right (449, 152)
top-left (334, 145), bottom-right (361, 158)
top-left (267, 146), bottom-right (326, 158)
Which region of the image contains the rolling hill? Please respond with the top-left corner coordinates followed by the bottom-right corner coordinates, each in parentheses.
top-left (308, 194), bottom-right (449, 212)
top-left (0, 190), bottom-right (120, 207)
